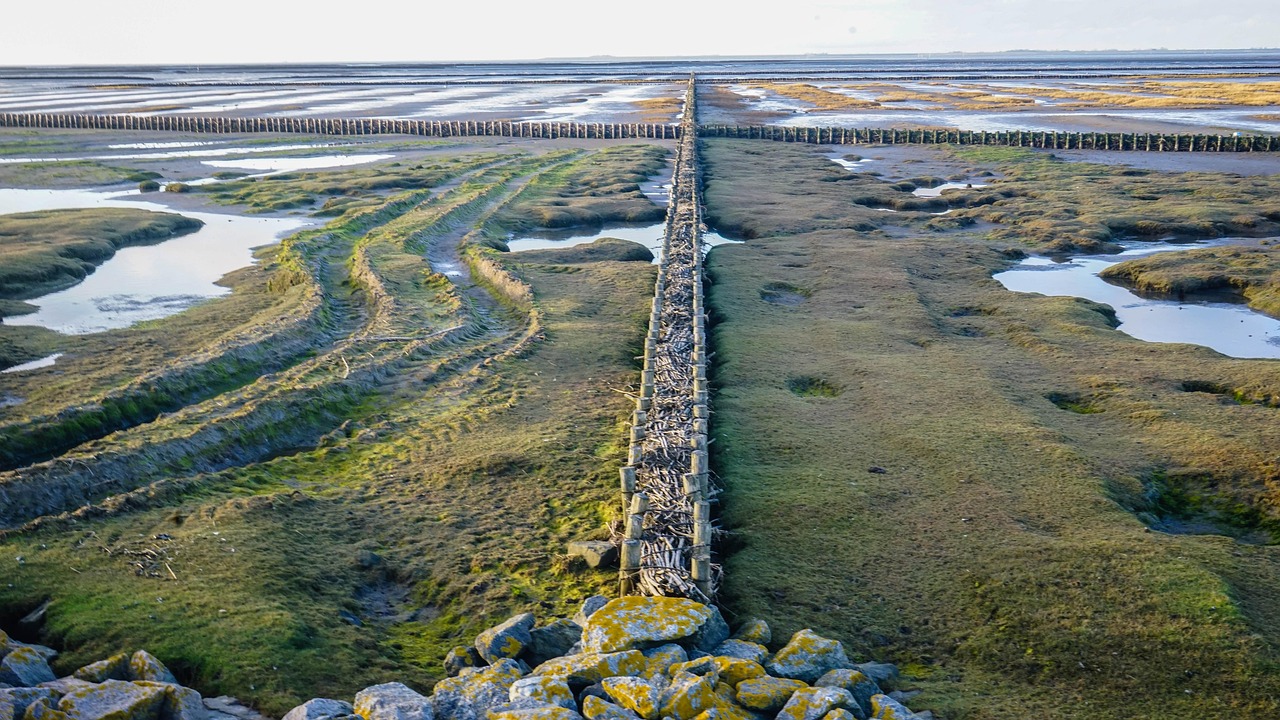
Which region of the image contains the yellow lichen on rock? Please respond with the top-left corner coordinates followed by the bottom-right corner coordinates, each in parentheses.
top-left (659, 672), bottom-right (717, 720)
top-left (732, 678), bottom-right (808, 712)
top-left (602, 677), bottom-right (661, 720)
top-left (583, 598), bottom-right (725, 655)
top-left (532, 651), bottom-right (646, 684)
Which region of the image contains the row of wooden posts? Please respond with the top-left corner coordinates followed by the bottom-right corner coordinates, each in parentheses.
top-left (1, 112), bottom-right (1276, 152)
top-left (617, 77), bottom-right (716, 602)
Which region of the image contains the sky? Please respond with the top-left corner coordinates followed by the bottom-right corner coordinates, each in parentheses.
top-left (1, 0), bottom-right (1277, 66)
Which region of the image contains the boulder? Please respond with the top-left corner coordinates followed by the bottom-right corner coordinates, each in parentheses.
top-left (1, 689), bottom-right (60, 720)
top-left (475, 614), bottom-right (536, 665)
top-left (581, 599), bottom-right (729, 655)
top-left (573, 598), bottom-right (609, 628)
top-left (658, 672), bottom-right (716, 720)
top-left (730, 621), bottom-right (770, 647)
top-left (134, 683), bottom-right (206, 720)
top-left (820, 711), bottom-right (858, 720)
top-left (853, 665), bottom-right (897, 690)
top-left (531, 652), bottom-right (645, 685)
top-left (34, 680), bottom-right (95, 698)
top-left (579, 697), bottom-right (639, 720)
top-left (354, 683), bottom-right (433, 720)
top-left (22, 698), bottom-right (69, 720)
top-left (508, 677), bottom-right (575, 712)
top-left (708, 642), bottom-right (766, 666)
top-left (0, 649), bottom-right (56, 688)
top-left (129, 652), bottom-right (177, 685)
top-left (283, 699), bottom-right (355, 720)
top-left (670, 658), bottom-right (763, 687)
top-left (776, 687), bottom-right (856, 720)
top-left (524, 621), bottom-right (582, 667)
top-left (814, 671), bottom-right (878, 716)
top-left (73, 655), bottom-right (131, 683)
top-left (566, 542), bottom-right (617, 570)
top-left (766, 631), bottom-right (852, 684)
top-left (639, 646), bottom-right (686, 684)
top-left (443, 648), bottom-right (482, 679)
top-left (732, 678), bottom-right (807, 713)
top-left (487, 707), bottom-right (582, 720)
top-left (868, 695), bottom-right (913, 720)
top-left (56, 679), bottom-right (167, 720)
top-left (600, 677), bottom-right (660, 720)
top-left (201, 696), bottom-right (271, 720)
top-left (432, 659), bottom-right (522, 720)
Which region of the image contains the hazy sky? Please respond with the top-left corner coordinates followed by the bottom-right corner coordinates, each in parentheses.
top-left (2, 0), bottom-right (1276, 65)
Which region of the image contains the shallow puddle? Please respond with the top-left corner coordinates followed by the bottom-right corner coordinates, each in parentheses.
top-left (912, 182), bottom-right (987, 197)
top-left (202, 154), bottom-right (394, 173)
top-left (994, 241), bottom-right (1280, 359)
top-left (506, 222), bottom-right (741, 263)
top-left (1, 353), bottom-right (63, 374)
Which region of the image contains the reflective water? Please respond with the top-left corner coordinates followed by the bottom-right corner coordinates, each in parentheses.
top-left (0, 187), bottom-right (310, 334)
top-left (202, 154), bottom-right (394, 173)
top-left (506, 222), bottom-right (742, 263)
top-left (994, 241), bottom-right (1280, 359)
top-left (913, 182), bottom-right (988, 197)
top-left (1, 353), bottom-right (63, 374)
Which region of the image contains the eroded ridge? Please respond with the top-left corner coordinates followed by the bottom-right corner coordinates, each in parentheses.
top-left (616, 77), bottom-right (718, 602)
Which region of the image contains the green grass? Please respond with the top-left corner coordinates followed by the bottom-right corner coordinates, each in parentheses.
top-left (702, 138), bottom-right (1280, 719)
top-left (0, 208), bottom-right (202, 306)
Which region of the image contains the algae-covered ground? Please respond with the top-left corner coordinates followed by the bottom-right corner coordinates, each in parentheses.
top-left (0, 136), bottom-right (665, 714)
top-left (702, 139), bottom-right (1280, 719)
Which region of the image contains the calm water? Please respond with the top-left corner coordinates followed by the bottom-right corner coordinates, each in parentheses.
top-left (994, 241), bottom-right (1280, 359)
top-left (506, 222), bottom-right (741, 263)
top-left (1, 187), bottom-right (310, 334)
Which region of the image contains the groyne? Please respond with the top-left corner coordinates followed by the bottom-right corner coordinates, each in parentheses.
top-left (614, 78), bottom-right (717, 603)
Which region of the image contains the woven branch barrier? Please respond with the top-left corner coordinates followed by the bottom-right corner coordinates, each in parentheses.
top-left (614, 77), bottom-right (719, 603)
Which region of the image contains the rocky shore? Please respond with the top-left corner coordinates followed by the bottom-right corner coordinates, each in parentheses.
top-left (1, 598), bottom-right (930, 720)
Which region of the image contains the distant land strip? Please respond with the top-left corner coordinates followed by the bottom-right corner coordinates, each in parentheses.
top-left (1, 112), bottom-right (1277, 151)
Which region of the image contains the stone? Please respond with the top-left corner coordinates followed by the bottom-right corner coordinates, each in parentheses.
top-left (531, 652), bottom-right (645, 685)
top-left (776, 687), bottom-right (856, 720)
top-left (56, 679), bottom-right (166, 720)
top-left (134, 683), bottom-right (206, 720)
top-left (475, 615), bottom-right (536, 665)
top-left (354, 683), bottom-right (433, 720)
top-left (657, 673), bottom-right (715, 720)
top-left (73, 655), bottom-right (131, 683)
top-left (581, 599), bottom-right (729, 655)
top-left (22, 698), bottom-right (69, 720)
top-left (670, 659), bottom-right (763, 688)
top-left (0, 649), bottom-right (55, 687)
top-left (868, 695), bottom-right (913, 720)
top-left (202, 697), bottom-right (271, 720)
top-left (814, 671), bottom-right (878, 716)
top-left (601, 678), bottom-right (660, 720)
top-left (508, 677), bottom-right (575, 713)
top-left (853, 666), bottom-right (897, 690)
top-left (579, 697), bottom-right (639, 720)
top-left (707, 642), bottom-right (766, 666)
top-left (129, 652), bottom-right (177, 685)
top-left (639, 646), bottom-right (686, 684)
top-left (524, 621), bottom-right (582, 667)
top-left (34, 680), bottom-right (95, 698)
top-left (732, 678), bottom-right (807, 713)
top-left (819, 711), bottom-right (858, 720)
top-left (573, 598), bottom-right (609, 628)
top-left (730, 621), bottom-right (770, 647)
top-left (444, 648), bottom-right (483, 678)
top-left (766, 631), bottom-right (853, 684)
top-left (487, 707), bottom-right (582, 720)
top-left (432, 659), bottom-right (522, 720)
top-left (566, 542), bottom-right (617, 570)
top-left (1, 689), bottom-right (59, 720)
top-left (283, 699), bottom-right (355, 720)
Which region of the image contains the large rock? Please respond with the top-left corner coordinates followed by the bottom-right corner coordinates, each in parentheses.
top-left (776, 687), bottom-right (856, 720)
top-left (600, 678), bottom-right (660, 720)
top-left (766, 631), bottom-right (853, 684)
top-left (573, 598), bottom-right (609, 628)
top-left (814, 671), bottom-right (878, 717)
top-left (671, 658), bottom-right (763, 687)
top-left (853, 665), bottom-right (897, 690)
top-left (579, 697), bottom-right (638, 720)
top-left (639, 646), bottom-right (686, 684)
top-left (34, 680), bottom-right (95, 698)
top-left (129, 653), bottom-right (177, 685)
top-left (531, 652), bottom-right (645, 685)
top-left (566, 542), bottom-right (617, 570)
top-left (868, 695), bottom-right (914, 720)
top-left (732, 678), bottom-right (807, 713)
top-left (0, 649), bottom-right (55, 687)
top-left (1, 689), bottom-right (60, 720)
top-left (487, 707), bottom-right (581, 720)
top-left (730, 621), bottom-right (770, 647)
top-left (524, 621), bottom-right (582, 667)
top-left (657, 673), bottom-right (716, 720)
top-left (709, 641), bottom-right (767, 666)
top-left (442, 648), bottom-right (482, 679)
top-left (508, 677), bottom-right (575, 713)
top-left (581, 599), bottom-right (729, 655)
top-left (819, 711), bottom-right (859, 720)
top-left (283, 699), bottom-right (355, 720)
top-left (73, 655), bottom-right (131, 683)
top-left (432, 659), bottom-right (522, 720)
top-left (475, 614), bottom-right (536, 665)
top-left (56, 679), bottom-right (167, 720)
top-left (134, 683), bottom-right (206, 720)
top-left (22, 697), bottom-right (69, 720)
top-left (354, 683), bottom-right (432, 720)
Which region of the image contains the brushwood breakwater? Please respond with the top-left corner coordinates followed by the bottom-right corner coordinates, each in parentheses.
top-left (614, 79), bottom-right (717, 603)
top-left (2, 113), bottom-right (1278, 152)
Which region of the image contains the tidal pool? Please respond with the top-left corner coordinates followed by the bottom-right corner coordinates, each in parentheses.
top-left (0, 187), bottom-right (310, 334)
top-left (506, 222), bottom-right (741, 263)
top-left (994, 241), bottom-right (1280, 359)
top-left (1, 353), bottom-right (63, 374)
top-left (202, 154), bottom-right (394, 173)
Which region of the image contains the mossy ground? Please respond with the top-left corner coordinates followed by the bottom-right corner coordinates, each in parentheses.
top-left (1100, 244), bottom-right (1280, 318)
top-left (0, 137), bottom-right (663, 714)
top-left (703, 138), bottom-right (1280, 719)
